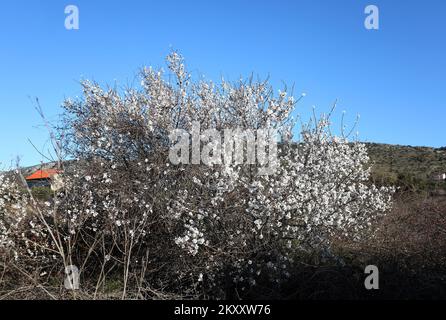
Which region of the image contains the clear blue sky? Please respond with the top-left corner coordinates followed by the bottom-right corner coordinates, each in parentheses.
top-left (0, 0), bottom-right (445, 167)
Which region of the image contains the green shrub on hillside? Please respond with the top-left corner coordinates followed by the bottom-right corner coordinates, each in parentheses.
top-left (31, 186), bottom-right (54, 201)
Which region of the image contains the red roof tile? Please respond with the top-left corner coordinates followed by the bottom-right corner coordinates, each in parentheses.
top-left (25, 169), bottom-right (61, 181)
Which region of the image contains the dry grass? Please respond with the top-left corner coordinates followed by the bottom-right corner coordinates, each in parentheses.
top-left (1, 194), bottom-right (445, 300)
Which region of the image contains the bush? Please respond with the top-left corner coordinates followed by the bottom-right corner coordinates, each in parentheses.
top-left (31, 186), bottom-right (54, 201)
top-left (0, 52), bottom-right (394, 299)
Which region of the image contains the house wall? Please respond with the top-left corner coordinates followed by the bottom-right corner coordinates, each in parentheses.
top-left (27, 179), bottom-right (51, 188)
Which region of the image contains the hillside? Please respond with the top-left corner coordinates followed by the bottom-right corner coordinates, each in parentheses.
top-left (366, 143), bottom-right (446, 194)
top-left (3, 143), bottom-right (446, 195)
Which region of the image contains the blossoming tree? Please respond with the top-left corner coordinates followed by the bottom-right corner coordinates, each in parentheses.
top-left (0, 52), bottom-right (393, 299)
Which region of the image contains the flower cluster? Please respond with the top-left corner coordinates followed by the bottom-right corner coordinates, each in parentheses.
top-left (0, 52), bottom-right (394, 298)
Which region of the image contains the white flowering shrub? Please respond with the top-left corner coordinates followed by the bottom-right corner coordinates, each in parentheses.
top-left (0, 174), bottom-right (28, 250)
top-left (0, 52), bottom-right (393, 299)
top-left (0, 173), bottom-right (64, 273)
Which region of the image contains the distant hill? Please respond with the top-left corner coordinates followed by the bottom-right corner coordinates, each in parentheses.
top-left (3, 144), bottom-right (445, 195)
top-left (366, 143), bottom-right (446, 194)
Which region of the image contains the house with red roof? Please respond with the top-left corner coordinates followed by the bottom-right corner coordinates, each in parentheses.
top-left (25, 169), bottom-right (62, 188)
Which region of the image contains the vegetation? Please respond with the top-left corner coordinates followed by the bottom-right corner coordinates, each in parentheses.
top-left (31, 186), bottom-right (54, 201)
top-left (367, 143), bottom-right (446, 194)
top-left (0, 52), bottom-right (444, 300)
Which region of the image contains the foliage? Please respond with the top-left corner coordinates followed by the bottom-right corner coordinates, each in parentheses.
top-left (31, 186), bottom-right (54, 201)
top-left (0, 52), bottom-right (394, 299)
top-left (367, 143), bottom-right (446, 194)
